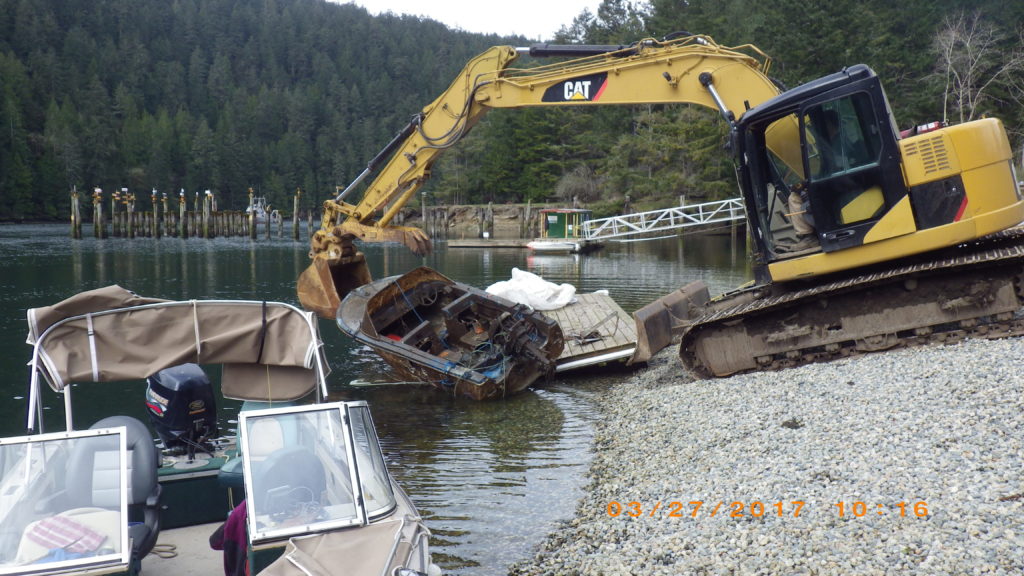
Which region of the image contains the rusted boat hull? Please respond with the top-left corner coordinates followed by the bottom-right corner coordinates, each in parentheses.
top-left (337, 267), bottom-right (564, 400)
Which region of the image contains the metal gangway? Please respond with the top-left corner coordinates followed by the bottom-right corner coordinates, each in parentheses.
top-left (581, 198), bottom-right (745, 241)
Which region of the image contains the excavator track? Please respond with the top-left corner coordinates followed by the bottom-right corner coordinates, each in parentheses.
top-left (680, 227), bottom-right (1024, 378)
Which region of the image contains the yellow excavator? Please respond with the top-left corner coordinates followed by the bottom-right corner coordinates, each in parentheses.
top-left (297, 34), bottom-right (1024, 377)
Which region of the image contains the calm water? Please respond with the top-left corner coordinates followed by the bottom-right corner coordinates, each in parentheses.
top-left (0, 223), bottom-right (749, 574)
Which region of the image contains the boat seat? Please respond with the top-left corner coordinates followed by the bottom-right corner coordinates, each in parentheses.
top-left (13, 419), bottom-right (155, 567)
top-left (440, 291), bottom-right (475, 320)
top-left (218, 401), bottom-right (298, 491)
top-left (89, 416), bottom-right (162, 565)
top-left (26, 416), bottom-right (163, 568)
top-left (400, 320), bottom-right (440, 352)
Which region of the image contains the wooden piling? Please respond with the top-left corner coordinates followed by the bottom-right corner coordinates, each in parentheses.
top-left (248, 189), bottom-right (256, 240)
top-left (70, 187), bottom-right (82, 239)
top-left (293, 189), bottom-right (301, 240)
top-left (126, 192), bottom-right (135, 239)
top-left (522, 200), bottom-right (531, 239)
top-left (151, 191), bottom-right (161, 239)
top-left (68, 186), bottom-right (322, 244)
top-left (111, 192), bottom-right (120, 237)
top-left (93, 189), bottom-right (105, 239)
top-left (202, 192), bottom-right (210, 239)
top-left (179, 194), bottom-right (187, 238)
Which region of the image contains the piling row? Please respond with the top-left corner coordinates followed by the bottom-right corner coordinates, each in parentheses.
top-left (71, 189), bottom-right (571, 242)
top-left (71, 188), bottom-right (309, 240)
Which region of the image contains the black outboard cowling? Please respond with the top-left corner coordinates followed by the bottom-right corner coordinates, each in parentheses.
top-left (145, 363), bottom-right (217, 458)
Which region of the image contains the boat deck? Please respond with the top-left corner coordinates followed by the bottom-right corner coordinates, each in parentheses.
top-left (542, 292), bottom-right (637, 372)
top-left (144, 523), bottom-right (223, 575)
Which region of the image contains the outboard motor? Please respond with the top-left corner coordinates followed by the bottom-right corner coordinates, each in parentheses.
top-left (145, 363), bottom-right (217, 459)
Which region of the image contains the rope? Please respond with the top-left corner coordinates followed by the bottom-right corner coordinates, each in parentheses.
top-left (149, 543), bottom-right (178, 559)
top-left (395, 284), bottom-right (427, 325)
top-left (256, 301), bottom-right (267, 364)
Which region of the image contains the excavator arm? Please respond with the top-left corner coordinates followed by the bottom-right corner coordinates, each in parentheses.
top-left (299, 35), bottom-right (790, 318)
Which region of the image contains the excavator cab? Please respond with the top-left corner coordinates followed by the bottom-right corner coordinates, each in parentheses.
top-left (738, 65), bottom-right (911, 275)
top-left (739, 63), bottom-right (1023, 286)
top-left (798, 73), bottom-right (908, 253)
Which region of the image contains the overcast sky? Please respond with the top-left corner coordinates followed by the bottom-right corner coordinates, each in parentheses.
top-left (343, 0), bottom-right (603, 40)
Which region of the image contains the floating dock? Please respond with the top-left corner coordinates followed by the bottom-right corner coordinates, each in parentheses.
top-left (446, 238), bottom-right (531, 248)
top-left (541, 292), bottom-right (638, 372)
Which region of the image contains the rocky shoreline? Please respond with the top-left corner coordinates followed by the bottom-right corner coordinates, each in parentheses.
top-left (510, 338), bottom-right (1024, 575)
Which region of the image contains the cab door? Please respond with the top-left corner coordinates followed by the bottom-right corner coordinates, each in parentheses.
top-left (801, 77), bottom-right (909, 252)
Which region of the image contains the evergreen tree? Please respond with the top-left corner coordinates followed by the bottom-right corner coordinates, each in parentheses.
top-left (0, 0), bottom-right (1020, 220)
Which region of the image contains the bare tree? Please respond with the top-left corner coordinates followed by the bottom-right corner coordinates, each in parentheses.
top-left (933, 10), bottom-right (1024, 124)
top-left (556, 164), bottom-right (601, 204)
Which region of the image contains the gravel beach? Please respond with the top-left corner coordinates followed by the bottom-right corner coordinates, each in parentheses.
top-left (510, 337), bottom-right (1024, 575)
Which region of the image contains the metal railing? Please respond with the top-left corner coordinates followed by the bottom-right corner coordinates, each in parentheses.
top-left (581, 198), bottom-right (745, 240)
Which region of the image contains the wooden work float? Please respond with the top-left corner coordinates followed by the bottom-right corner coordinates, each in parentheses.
top-left (541, 292), bottom-right (639, 372)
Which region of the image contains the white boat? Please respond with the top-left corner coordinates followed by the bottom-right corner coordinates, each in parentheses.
top-left (247, 196), bottom-right (282, 225)
top-left (525, 239), bottom-right (582, 253)
top-left (1, 286), bottom-right (437, 576)
top-left (526, 239), bottom-right (602, 253)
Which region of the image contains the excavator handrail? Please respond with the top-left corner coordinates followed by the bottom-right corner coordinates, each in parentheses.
top-left (511, 36), bottom-right (772, 79)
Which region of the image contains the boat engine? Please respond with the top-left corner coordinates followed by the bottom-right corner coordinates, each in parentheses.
top-left (145, 363), bottom-right (217, 458)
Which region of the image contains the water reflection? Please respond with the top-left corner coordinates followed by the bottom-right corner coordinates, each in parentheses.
top-left (523, 233), bottom-right (751, 309)
top-left (0, 223), bottom-right (750, 575)
top-left (347, 383), bottom-right (604, 573)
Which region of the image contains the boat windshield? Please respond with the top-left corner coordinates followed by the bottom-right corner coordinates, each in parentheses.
top-left (348, 404), bottom-right (397, 519)
top-left (0, 429), bottom-right (129, 575)
top-left (241, 401), bottom-right (396, 543)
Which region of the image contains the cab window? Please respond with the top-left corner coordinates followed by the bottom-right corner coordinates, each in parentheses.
top-left (804, 92), bottom-right (882, 180)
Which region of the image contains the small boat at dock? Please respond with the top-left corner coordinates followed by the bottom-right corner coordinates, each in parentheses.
top-left (525, 239), bottom-right (602, 253)
top-left (336, 267), bottom-right (564, 400)
top-left (527, 208), bottom-right (603, 253)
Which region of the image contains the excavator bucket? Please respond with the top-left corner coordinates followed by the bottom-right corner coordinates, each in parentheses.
top-left (628, 281), bottom-right (711, 365)
top-left (297, 252), bottom-right (374, 320)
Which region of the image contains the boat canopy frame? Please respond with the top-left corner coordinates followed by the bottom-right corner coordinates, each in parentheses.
top-left (24, 285), bottom-right (330, 434)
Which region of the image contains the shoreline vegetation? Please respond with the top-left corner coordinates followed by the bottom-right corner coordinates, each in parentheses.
top-left (510, 337), bottom-right (1024, 575)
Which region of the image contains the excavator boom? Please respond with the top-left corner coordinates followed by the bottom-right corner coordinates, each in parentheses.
top-left (299, 35), bottom-right (786, 318)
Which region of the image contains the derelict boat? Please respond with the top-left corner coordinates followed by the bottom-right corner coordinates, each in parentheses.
top-left (336, 267), bottom-right (564, 400)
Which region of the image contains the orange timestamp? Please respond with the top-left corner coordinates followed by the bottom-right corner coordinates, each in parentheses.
top-left (606, 500), bottom-right (930, 518)
top-left (607, 501), bottom-right (806, 518)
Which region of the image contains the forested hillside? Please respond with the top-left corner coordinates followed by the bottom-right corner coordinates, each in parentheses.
top-left (1, 0), bottom-right (1021, 220)
top-left (0, 0), bottom-right (507, 219)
